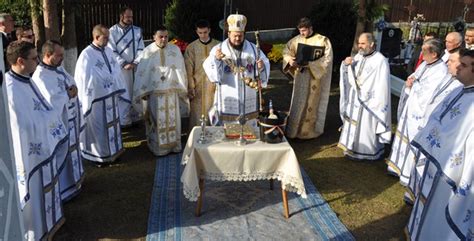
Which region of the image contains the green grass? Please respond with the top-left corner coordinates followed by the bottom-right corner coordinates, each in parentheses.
top-left (266, 67), bottom-right (411, 240)
top-left (54, 67), bottom-right (411, 240)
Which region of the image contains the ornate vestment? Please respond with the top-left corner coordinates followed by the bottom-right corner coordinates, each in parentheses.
top-left (184, 38), bottom-right (219, 127)
top-left (406, 86), bottom-right (474, 240)
top-left (282, 33), bottom-right (333, 139)
top-left (203, 39), bottom-right (270, 127)
top-left (4, 71), bottom-right (69, 240)
top-left (32, 63), bottom-right (85, 201)
top-left (108, 24), bottom-right (145, 126)
top-left (387, 59), bottom-right (449, 185)
top-left (75, 44), bottom-right (126, 163)
top-left (406, 74), bottom-right (462, 203)
top-left (133, 43), bottom-right (188, 156)
top-left (338, 51), bottom-right (392, 160)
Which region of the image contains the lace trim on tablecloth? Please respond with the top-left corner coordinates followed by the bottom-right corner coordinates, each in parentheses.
top-left (182, 171), bottom-right (307, 201)
top-left (183, 184), bottom-right (201, 202)
top-left (182, 154), bottom-right (191, 165)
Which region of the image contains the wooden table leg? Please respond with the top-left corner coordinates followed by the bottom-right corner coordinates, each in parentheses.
top-left (269, 179), bottom-right (274, 190)
top-left (281, 189), bottom-right (289, 219)
top-left (195, 178), bottom-right (204, 217)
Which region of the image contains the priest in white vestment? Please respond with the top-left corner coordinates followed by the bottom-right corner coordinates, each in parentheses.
top-left (442, 32), bottom-right (462, 63)
top-left (4, 41), bottom-right (69, 240)
top-left (75, 25), bottom-right (126, 164)
top-left (283, 17), bottom-right (333, 139)
top-left (108, 7), bottom-right (144, 127)
top-left (32, 40), bottom-right (85, 201)
top-left (405, 49), bottom-right (474, 241)
top-left (387, 38), bottom-right (449, 185)
top-left (338, 33), bottom-right (391, 161)
top-left (133, 26), bottom-right (188, 156)
top-left (406, 49), bottom-right (464, 203)
top-left (203, 13), bottom-right (270, 127)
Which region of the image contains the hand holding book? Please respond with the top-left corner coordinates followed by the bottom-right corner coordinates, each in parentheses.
top-left (295, 43), bottom-right (325, 66)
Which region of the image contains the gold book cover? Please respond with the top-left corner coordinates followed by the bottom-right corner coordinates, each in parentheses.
top-left (224, 123), bottom-right (257, 139)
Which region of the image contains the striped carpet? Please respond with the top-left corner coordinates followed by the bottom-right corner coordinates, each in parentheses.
top-left (146, 154), bottom-right (354, 241)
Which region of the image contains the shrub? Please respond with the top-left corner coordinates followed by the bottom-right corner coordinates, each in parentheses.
top-left (267, 43), bottom-right (285, 63)
top-left (260, 42), bottom-right (273, 55)
top-left (309, 1), bottom-right (357, 66)
top-left (170, 38), bottom-right (188, 54)
top-left (0, 0), bottom-right (32, 26)
top-left (164, 0), bottom-right (224, 42)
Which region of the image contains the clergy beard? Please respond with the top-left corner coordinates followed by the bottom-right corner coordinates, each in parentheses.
top-left (49, 62), bottom-right (61, 67)
top-left (120, 20), bottom-right (131, 27)
top-left (229, 42), bottom-right (243, 50)
top-left (359, 48), bottom-right (374, 56)
top-left (358, 49), bottom-right (368, 55)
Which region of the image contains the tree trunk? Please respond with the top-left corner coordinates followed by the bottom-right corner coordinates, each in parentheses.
top-left (43, 0), bottom-right (61, 41)
top-left (30, 0), bottom-right (45, 49)
top-left (352, 0), bottom-right (367, 54)
top-left (364, 0), bottom-right (376, 32)
top-left (62, 0), bottom-right (78, 75)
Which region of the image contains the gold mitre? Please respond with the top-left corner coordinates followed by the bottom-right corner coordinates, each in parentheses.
top-left (227, 13), bottom-right (247, 32)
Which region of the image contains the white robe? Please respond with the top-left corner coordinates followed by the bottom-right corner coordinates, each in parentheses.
top-left (108, 24), bottom-right (145, 126)
top-left (203, 39), bottom-right (270, 127)
top-left (133, 43), bottom-right (188, 156)
top-left (32, 63), bottom-right (85, 201)
top-left (75, 44), bottom-right (126, 163)
top-left (387, 59), bottom-right (448, 185)
top-left (338, 51), bottom-right (391, 160)
top-left (406, 75), bottom-right (463, 201)
top-left (4, 71), bottom-right (69, 240)
top-left (406, 86), bottom-right (474, 241)
top-left (441, 49), bottom-right (450, 63)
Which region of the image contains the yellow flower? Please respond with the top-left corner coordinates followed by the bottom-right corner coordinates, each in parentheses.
top-left (267, 44), bottom-right (285, 63)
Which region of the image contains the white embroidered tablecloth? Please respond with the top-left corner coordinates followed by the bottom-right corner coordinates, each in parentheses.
top-left (181, 126), bottom-right (307, 201)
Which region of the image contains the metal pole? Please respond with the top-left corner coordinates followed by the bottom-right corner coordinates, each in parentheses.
top-left (223, 0), bottom-right (229, 41)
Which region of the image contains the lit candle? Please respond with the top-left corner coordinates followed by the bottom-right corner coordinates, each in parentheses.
top-left (202, 45), bottom-right (209, 119)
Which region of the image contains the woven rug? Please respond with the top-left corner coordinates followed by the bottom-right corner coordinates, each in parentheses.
top-left (146, 154), bottom-right (354, 241)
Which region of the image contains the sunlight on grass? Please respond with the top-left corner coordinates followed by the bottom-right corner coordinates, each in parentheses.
top-left (123, 140), bottom-right (145, 148)
top-left (264, 84), bottom-right (277, 89)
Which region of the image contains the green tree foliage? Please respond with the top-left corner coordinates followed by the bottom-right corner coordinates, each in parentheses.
top-left (0, 0), bottom-right (32, 26)
top-left (309, 1), bottom-right (357, 66)
top-left (354, 0), bottom-right (390, 31)
top-left (164, 0), bottom-right (224, 42)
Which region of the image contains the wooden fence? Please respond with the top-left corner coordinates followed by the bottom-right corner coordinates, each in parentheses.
top-left (393, 21), bottom-right (474, 39)
top-left (73, 0), bottom-right (473, 49)
top-left (74, 0), bottom-right (169, 49)
top-left (217, 0), bottom-right (473, 30)
top-left (374, 0), bottom-right (472, 23)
